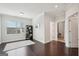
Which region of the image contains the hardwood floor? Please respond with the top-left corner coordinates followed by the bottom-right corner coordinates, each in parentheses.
top-left (29, 40), bottom-right (78, 56)
top-left (0, 40), bottom-right (78, 56)
top-left (58, 37), bottom-right (65, 43)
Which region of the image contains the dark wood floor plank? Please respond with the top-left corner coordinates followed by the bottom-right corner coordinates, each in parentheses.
top-left (0, 40), bottom-right (78, 56)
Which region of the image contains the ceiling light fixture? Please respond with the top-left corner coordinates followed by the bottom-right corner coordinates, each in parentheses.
top-left (19, 12), bottom-right (24, 15)
top-left (55, 5), bottom-right (58, 8)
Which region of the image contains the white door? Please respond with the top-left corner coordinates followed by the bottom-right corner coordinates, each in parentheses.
top-left (0, 16), bottom-right (1, 44)
top-left (69, 16), bottom-right (78, 47)
top-left (78, 18), bottom-right (79, 56)
top-left (50, 22), bottom-right (55, 40)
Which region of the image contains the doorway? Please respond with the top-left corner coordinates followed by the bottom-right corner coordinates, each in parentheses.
top-left (57, 21), bottom-right (65, 43)
top-left (68, 12), bottom-right (78, 47)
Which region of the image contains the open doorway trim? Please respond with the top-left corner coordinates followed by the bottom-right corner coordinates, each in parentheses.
top-left (56, 20), bottom-right (65, 43)
top-left (68, 12), bottom-right (78, 48)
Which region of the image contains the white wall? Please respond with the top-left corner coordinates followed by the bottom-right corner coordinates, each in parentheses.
top-left (78, 12), bottom-right (79, 56)
top-left (78, 23), bottom-right (79, 46)
top-left (33, 13), bottom-right (45, 43)
top-left (78, 11), bottom-right (79, 48)
top-left (33, 12), bottom-right (55, 44)
top-left (64, 18), bottom-right (70, 47)
top-left (0, 15), bottom-right (1, 44)
top-left (44, 13), bottom-right (55, 43)
top-left (1, 14), bottom-right (32, 43)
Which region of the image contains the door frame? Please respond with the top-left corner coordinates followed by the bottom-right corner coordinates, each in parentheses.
top-left (56, 20), bottom-right (65, 43)
top-left (68, 12), bottom-right (78, 48)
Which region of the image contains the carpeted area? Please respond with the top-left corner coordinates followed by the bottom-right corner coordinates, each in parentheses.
top-left (3, 40), bottom-right (35, 51)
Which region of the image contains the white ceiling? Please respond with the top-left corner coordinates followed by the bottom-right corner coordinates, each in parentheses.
top-left (0, 3), bottom-right (78, 19)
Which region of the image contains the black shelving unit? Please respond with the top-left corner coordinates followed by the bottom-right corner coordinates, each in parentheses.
top-left (26, 25), bottom-right (33, 40)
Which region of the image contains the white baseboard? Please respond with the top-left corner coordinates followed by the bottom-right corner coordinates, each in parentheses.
top-left (34, 39), bottom-right (56, 44)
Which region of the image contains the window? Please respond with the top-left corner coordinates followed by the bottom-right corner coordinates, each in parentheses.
top-left (7, 21), bottom-right (22, 34)
top-left (7, 21), bottom-right (17, 28)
